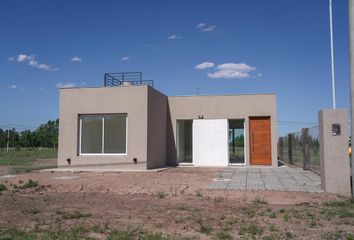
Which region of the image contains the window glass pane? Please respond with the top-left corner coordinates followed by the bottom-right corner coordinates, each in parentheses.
top-left (104, 115), bottom-right (127, 153)
top-left (228, 119), bottom-right (245, 164)
top-left (81, 116), bottom-right (102, 154)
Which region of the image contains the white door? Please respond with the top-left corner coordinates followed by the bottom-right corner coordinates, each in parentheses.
top-left (192, 119), bottom-right (228, 167)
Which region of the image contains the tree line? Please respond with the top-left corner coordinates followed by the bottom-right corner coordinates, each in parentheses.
top-left (0, 119), bottom-right (59, 149)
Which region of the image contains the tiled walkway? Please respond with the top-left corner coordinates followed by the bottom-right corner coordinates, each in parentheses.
top-left (208, 166), bottom-right (323, 192)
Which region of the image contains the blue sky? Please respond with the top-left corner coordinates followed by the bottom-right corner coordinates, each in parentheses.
top-left (0, 0), bottom-right (350, 135)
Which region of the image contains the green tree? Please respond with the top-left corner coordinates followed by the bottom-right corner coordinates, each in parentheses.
top-left (0, 119), bottom-right (59, 149)
top-left (0, 128), bottom-right (6, 149)
top-left (32, 119), bottom-right (59, 148)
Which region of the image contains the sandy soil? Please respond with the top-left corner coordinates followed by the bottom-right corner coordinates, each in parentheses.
top-left (0, 167), bottom-right (352, 239)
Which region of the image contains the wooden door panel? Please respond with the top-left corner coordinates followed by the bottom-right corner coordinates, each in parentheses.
top-left (249, 117), bottom-right (271, 165)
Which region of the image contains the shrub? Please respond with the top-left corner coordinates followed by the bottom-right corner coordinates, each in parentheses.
top-left (0, 184), bottom-right (7, 192)
top-left (19, 179), bottom-right (38, 189)
top-left (215, 230), bottom-right (232, 240)
top-left (157, 192), bottom-right (168, 199)
top-left (197, 219), bottom-right (213, 234)
top-left (239, 224), bottom-right (264, 236)
top-left (59, 211), bottom-right (92, 220)
top-left (254, 197), bottom-right (267, 204)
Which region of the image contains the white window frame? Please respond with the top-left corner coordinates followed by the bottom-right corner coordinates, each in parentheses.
top-left (79, 114), bottom-right (128, 156)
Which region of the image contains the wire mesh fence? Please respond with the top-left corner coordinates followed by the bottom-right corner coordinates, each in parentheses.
top-left (278, 126), bottom-right (320, 175)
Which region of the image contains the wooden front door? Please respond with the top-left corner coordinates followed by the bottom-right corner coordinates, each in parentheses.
top-left (249, 117), bottom-right (272, 165)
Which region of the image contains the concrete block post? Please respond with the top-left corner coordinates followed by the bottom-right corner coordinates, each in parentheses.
top-left (318, 109), bottom-right (351, 197)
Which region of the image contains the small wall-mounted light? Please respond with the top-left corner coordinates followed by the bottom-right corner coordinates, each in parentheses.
top-left (133, 158), bottom-right (137, 164)
top-left (67, 158), bottom-right (71, 165)
top-left (198, 115), bottom-right (204, 119)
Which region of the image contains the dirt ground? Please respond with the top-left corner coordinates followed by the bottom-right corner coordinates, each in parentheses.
top-left (0, 166), bottom-right (10, 176)
top-left (0, 167), bottom-right (353, 239)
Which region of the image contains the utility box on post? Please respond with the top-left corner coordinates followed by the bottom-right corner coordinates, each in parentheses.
top-left (318, 109), bottom-right (351, 197)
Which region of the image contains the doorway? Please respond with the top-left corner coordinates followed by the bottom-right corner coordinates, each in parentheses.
top-left (249, 117), bottom-right (272, 165)
top-left (177, 120), bottom-right (193, 163)
top-left (228, 119), bottom-right (245, 165)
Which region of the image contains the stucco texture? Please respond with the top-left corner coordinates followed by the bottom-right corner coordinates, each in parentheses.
top-left (58, 86), bottom-right (149, 168)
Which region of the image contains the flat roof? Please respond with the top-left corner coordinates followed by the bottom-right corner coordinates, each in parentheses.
top-left (168, 93), bottom-right (276, 97)
top-left (59, 85), bottom-right (275, 97)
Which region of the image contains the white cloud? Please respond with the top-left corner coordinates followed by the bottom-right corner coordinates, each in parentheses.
top-left (29, 59), bottom-right (58, 71)
top-left (207, 63), bottom-right (257, 79)
top-left (17, 54), bottom-right (35, 62)
top-left (195, 62), bottom-right (215, 70)
top-left (168, 34), bottom-right (182, 40)
top-left (71, 56), bottom-right (82, 62)
top-left (8, 53), bottom-right (58, 71)
top-left (197, 23), bottom-right (206, 28)
top-left (196, 22), bottom-right (216, 32)
top-left (56, 82), bottom-right (75, 88)
top-left (201, 25), bottom-right (216, 32)
top-left (10, 85), bottom-right (18, 89)
top-left (121, 56), bottom-right (130, 61)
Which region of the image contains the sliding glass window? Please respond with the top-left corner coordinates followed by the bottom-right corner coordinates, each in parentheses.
top-left (79, 114), bottom-right (127, 155)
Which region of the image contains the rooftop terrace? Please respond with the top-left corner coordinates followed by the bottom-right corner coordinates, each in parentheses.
top-left (104, 72), bottom-right (154, 87)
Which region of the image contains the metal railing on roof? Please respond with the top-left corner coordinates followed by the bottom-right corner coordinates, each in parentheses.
top-left (104, 72), bottom-right (154, 87)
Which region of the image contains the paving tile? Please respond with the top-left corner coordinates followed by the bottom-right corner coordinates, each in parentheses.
top-left (234, 168), bottom-right (248, 173)
top-left (208, 180), bottom-right (229, 190)
top-left (208, 166), bottom-right (323, 193)
top-left (227, 179), bottom-right (246, 190)
top-left (248, 168), bottom-right (260, 173)
top-left (232, 173), bottom-right (247, 179)
top-left (218, 173), bottom-right (233, 179)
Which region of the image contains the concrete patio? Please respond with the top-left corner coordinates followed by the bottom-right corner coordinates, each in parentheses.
top-left (208, 166), bottom-right (323, 192)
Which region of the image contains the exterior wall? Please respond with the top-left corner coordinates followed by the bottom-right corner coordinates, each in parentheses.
top-left (58, 85), bottom-right (148, 168)
top-left (192, 119), bottom-right (228, 166)
top-left (146, 87), bottom-right (168, 169)
top-left (167, 94), bottom-right (277, 166)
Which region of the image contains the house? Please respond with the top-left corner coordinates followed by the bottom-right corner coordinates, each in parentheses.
top-left (58, 72), bottom-right (277, 169)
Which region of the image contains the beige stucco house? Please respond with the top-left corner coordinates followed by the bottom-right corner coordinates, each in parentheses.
top-left (58, 74), bottom-right (277, 169)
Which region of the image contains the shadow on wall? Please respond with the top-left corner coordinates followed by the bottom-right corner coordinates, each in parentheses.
top-left (167, 104), bottom-right (177, 166)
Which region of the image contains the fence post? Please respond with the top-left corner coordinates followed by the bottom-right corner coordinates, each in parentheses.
top-left (288, 133), bottom-right (293, 165)
top-left (278, 137), bottom-right (284, 161)
top-left (301, 128), bottom-right (310, 171)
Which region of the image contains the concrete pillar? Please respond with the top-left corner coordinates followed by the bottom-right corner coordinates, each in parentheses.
top-left (318, 109), bottom-right (351, 196)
